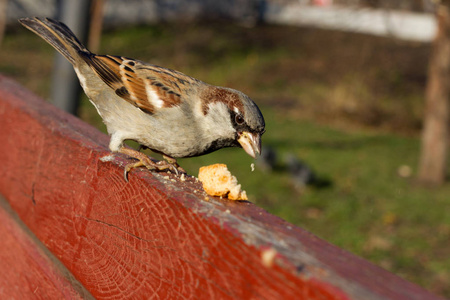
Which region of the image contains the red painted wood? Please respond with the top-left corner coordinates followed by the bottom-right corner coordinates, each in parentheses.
top-left (0, 197), bottom-right (93, 299)
top-left (0, 74), bottom-right (443, 300)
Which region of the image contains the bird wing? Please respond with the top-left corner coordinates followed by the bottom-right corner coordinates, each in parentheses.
top-left (84, 55), bottom-right (193, 114)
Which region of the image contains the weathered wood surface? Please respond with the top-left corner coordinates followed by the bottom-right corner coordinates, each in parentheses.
top-left (0, 196), bottom-right (93, 299)
top-left (0, 74), bottom-right (442, 299)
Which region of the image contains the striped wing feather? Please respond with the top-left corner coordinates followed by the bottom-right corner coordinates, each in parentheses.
top-left (84, 55), bottom-right (187, 114)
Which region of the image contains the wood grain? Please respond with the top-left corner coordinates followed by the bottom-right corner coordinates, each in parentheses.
top-left (0, 74), bottom-right (442, 299)
top-left (0, 196), bottom-right (93, 299)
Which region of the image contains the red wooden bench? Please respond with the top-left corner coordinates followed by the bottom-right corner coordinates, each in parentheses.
top-left (0, 74), bottom-right (442, 299)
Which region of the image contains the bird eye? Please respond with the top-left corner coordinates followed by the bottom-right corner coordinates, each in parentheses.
top-left (235, 114), bottom-right (245, 125)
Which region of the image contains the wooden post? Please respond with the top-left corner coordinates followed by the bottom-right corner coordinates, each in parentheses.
top-left (51, 0), bottom-right (92, 115)
top-left (417, 5), bottom-right (450, 186)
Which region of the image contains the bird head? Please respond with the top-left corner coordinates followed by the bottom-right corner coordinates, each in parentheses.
top-left (199, 86), bottom-right (265, 158)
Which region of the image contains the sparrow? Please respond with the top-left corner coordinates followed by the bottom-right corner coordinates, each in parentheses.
top-left (19, 17), bottom-right (265, 180)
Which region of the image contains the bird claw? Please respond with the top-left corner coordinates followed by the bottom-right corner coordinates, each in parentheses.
top-left (119, 147), bottom-right (185, 181)
top-left (161, 155), bottom-right (186, 175)
top-left (123, 161), bottom-right (145, 182)
top-left (177, 165), bottom-right (186, 174)
top-left (123, 159), bottom-right (181, 181)
top-left (120, 150), bottom-right (185, 182)
top-left (156, 160), bottom-right (179, 176)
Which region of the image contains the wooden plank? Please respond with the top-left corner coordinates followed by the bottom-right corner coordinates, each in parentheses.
top-left (0, 195), bottom-right (93, 299)
top-left (0, 74), bottom-right (442, 299)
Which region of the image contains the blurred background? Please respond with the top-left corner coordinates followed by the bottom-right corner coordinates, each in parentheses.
top-left (1, 0), bottom-right (450, 297)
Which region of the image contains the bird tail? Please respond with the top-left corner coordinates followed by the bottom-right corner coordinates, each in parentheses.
top-left (19, 17), bottom-right (90, 65)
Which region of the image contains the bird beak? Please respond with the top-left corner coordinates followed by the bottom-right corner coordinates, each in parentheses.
top-left (238, 132), bottom-right (261, 159)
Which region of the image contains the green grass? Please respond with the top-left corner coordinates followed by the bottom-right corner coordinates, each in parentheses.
top-left (2, 22), bottom-right (449, 297)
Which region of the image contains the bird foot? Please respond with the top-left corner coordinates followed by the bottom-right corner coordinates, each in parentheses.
top-left (119, 147), bottom-right (179, 181)
top-left (162, 155), bottom-right (186, 174)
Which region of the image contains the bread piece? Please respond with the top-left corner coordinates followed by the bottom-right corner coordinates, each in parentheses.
top-left (198, 164), bottom-right (248, 200)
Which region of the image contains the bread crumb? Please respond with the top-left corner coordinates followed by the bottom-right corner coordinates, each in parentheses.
top-left (180, 173), bottom-right (186, 181)
top-left (99, 155), bottom-right (115, 162)
top-left (251, 163), bottom-right (255, 172)
top-left (198, 164), bottom-right (248, 200)
top-left (163, 176), bottom-right (170, 180)
top-left (261, 248), bottom-right (278, 268)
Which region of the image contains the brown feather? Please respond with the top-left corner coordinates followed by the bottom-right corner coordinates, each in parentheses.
top-left (136, 64), bottom-right (195, 107)
top-left (83, 55), bottom-right (192, 114)
top-left (200, 86), bottom-right (245, 115)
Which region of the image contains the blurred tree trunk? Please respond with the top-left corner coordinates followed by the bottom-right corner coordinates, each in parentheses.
top-left (417, 4), bottom-right (450, 186)
top-left (0, 0), bottom-right (7, 47)
top-left (88, 0), bottom-right (104, 53)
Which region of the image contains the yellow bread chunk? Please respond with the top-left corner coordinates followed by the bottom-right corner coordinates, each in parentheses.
top-left (198, 164), bottom-right (248, 201)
